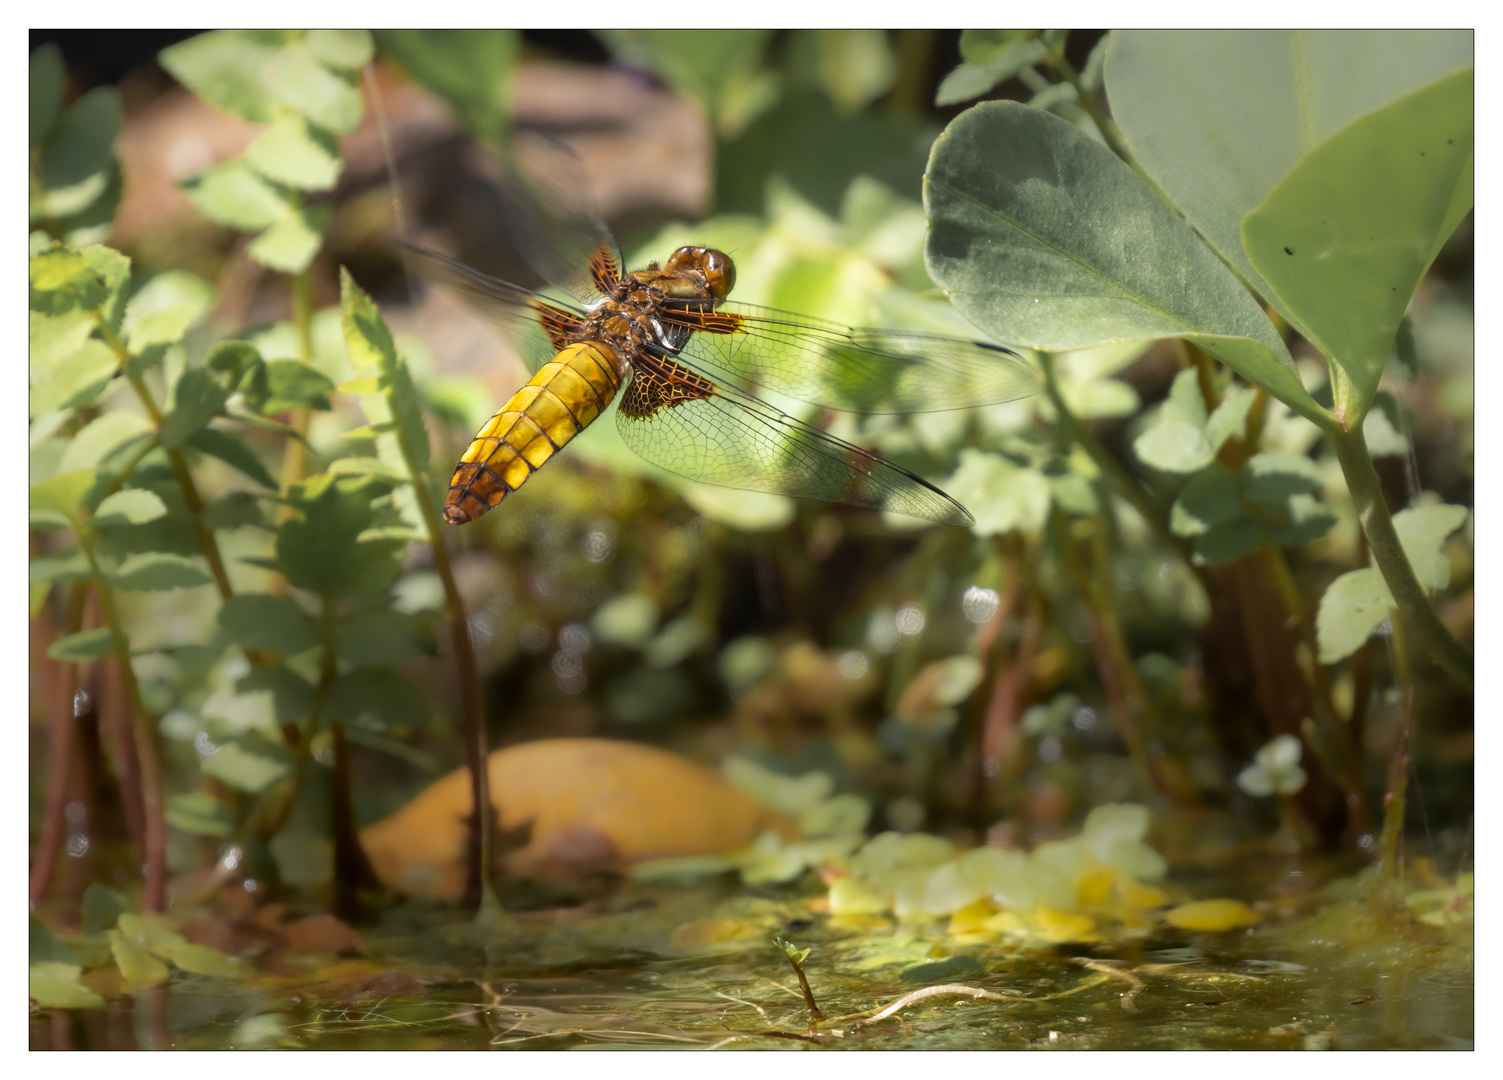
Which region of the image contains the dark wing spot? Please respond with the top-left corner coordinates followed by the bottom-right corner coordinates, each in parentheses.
top-left (1284, 247), bottom-right (1294, 255)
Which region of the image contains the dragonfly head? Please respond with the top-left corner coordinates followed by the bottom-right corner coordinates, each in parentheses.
top-left (665, 246), bottom-right (736, 301)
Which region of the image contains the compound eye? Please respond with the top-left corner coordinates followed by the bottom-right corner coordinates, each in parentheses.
top-left (701, 248), bottom-right (736, 299)
top-left (664, 246), bottom-right (699, 273)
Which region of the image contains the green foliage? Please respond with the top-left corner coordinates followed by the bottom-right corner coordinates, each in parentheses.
top-left (30, 45), bottom-right (123, 245)
top-left (924, 102), bottom-right (1316, 422)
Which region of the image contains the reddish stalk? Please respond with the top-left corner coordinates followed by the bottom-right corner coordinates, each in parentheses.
top-left (29, 584), bottom-right (88, 910)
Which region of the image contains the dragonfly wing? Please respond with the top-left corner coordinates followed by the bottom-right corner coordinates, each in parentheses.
top-left (665, 301), bottom-right (1039, 414)
top-left (614, 356), bottom-right (973, 527)
top-left (396, 241), bottom-right (586, 375)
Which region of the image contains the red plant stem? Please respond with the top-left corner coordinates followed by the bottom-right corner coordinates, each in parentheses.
top-left (29, 584), bottom-right (88, 910)
top-left (101, 654), bottom-right (147, 860)
top-left (330, 719), bottom-right (378, 920)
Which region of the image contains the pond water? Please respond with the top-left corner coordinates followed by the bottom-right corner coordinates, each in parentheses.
top-left (30, 851), bottom-right (1473, 1051)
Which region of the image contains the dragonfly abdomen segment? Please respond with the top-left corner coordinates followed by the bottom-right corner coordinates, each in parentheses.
top-left (442, 342), bottom-right (624, 525)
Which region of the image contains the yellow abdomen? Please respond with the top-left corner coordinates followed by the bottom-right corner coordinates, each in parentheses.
top-left (443, 342), bottom-right (624, 524)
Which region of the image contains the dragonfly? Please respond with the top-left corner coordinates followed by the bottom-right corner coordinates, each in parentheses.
top-left (400, 224), bottom-right (1038, 529)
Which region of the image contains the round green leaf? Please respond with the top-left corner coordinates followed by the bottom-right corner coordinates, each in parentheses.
top-left (1104, 29), bottom-right (1472, 370)
top-left (1317, 567), bottom-right (1393, 664)
top-left (1243, 69), bottom-right (1473, 422)
top-left (219, 593), bottom-right (321, 654)
top-left (1393, 503), bottom-right (1469, 591)
top-left (923, 102), bottom-right (1316, 422)
top-left (1135, 418), bottom-right (1213, 474)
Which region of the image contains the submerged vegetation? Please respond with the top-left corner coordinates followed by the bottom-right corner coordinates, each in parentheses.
top-left (29, 29), bottom-right (1471, 1049)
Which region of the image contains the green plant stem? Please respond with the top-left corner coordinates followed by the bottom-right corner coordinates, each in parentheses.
top-left (78, 528), bottom-right (167, 912)
top-left (393, 427), bottom-right (497, 915)
top-left (275, 270), bottom-right (317, 520)
top-left (29, 583), bottom-right (89, 909)
top-left (108, 352), bottom-right (235, 601)
top-left (1328, 426), bottom-right (1472, 689)
top-left (1048, 52), bottom-right (1131, 164)
top-left (1039, 352), bottom-right (1201, 574)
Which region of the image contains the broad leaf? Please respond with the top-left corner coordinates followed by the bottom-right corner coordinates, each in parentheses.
top-left (35, 88), bottom-right (120, 219)
top-left (325, 668), bottom-right (430, 731)
top-left (30, 469), bottom-right (98, 519)
top-left (1243, 69), bottom-right (1473, 423)
top-left (30, 45), bottom-right (64, 148)
top-left (266, 40), bottom-right (363, 133)
top-left (1104, 28), bottom-right (1472, 394)
top-left (1393, 503), bottom-right (1469, 591)
top-left (29, 340), bottom-right (120, 417)
top-left (201, 732), bottom-right (294, 793)
top-left (923, 102), bottom-right (1319, 422)
top-left (159, 368), bottom-right (229, 449)
top-left (304, 30), bottom-right (375, 70)
top-left (164, 792), bottom-right (234, 837)
top-left (276, 478), bottom-right (404, 598)
top-left (1316, 568), bottom-right (1393, 664)
top-left (247, 204), bottom-right (328, 274)
top-left (59, 411), bottom-right (152, 473)
top-left (187, 427), bottom-right (277, 489)
top-left (332, 607), bottom-right (427, 667)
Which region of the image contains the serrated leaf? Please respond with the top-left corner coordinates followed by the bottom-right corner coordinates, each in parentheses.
top-left (122, 271), bottom-right (215, 353)
top-left (110, 552), bottom-right (212, 591)
top-left (36, 87), bottom-right (120, 219)
top-left (159, 30), bottom-right (282, 123)
top-left (201, 732), bottom-right (294, 793)
top-left (244, 114), bottom-right (342, 191)
top-left (247, 204), bottom-right (328, 274)
top-left (1317, 567), bottom-right (1393, 663)
top-left (1393, 503), bottom-right (1469, 591)
top-left (59, 411), bottom-right (152, 473)
top-left (923, 101), bottom-right (1321, 423)
top-left (267, 40), bottom-right (363, 133)
top-left (81, 245), bottom-right (132, 332)
top-left (325, 667), bottom-right (430, 731)
top-left (94, 488), bottom-right (168, 526)
top-left (1242, 452), bottom-right (1322, 504)
top-left (219, 593), bottom-right (321, 654)
top-left (30, 44), bottom-right (64, 148)
top-left (29, 307), bottom-right (97, 371)
top-left (186, 427), bottom-right (277, 490)
top-left (164, 792), bottom-right (234, 837)
top-left (30, 339), bottom-right (120, 417)
top-left (276, 480), bottom-right (405, 598)
top-left (182, 158), bottom-right (293, 231)
top-left (304, 29), bottom-right (375, 70)
top-left (340, 270), bottom-right (430, 470)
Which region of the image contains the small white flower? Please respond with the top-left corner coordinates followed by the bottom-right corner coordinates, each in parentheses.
top-left (1237, 734), bottom-right (1308, 796)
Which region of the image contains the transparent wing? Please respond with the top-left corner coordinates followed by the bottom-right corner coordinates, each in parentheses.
top-left (614, 360), bottom-right (972, 527)
top-left (660, 300), bottom-right (1039, 414)
top-left (395, 240), bottom-right (585, 375)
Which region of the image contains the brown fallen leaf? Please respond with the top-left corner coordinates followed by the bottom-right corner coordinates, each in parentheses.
top-left (359, 738), bottom-right (795, 898)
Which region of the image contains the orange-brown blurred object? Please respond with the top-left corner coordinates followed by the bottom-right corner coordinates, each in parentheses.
top-left (359, 739), bottom-right (794, 898)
